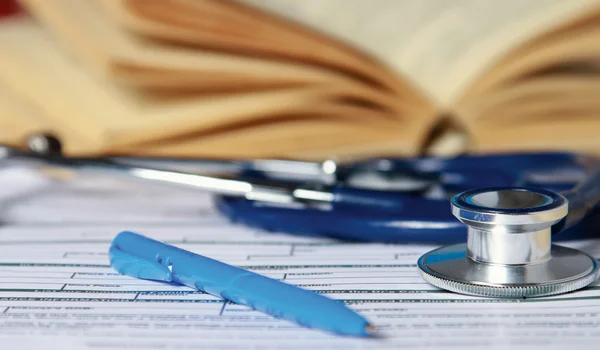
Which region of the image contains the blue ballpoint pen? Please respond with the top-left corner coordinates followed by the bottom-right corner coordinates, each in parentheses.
top-left (108, 231), bottom-right (375, 336)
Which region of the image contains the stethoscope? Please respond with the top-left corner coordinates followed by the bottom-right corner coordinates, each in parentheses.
top-left (3, 134), bottom-right (600, 298)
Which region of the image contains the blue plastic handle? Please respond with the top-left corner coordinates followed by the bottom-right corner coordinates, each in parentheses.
top-left (109, 231), bottom-right (372, 336)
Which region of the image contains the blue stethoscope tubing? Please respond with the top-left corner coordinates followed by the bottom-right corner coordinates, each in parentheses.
top-left (3, 142), bottom-right (600, 244)
top-left (216, 152), bottom-right (600, 244)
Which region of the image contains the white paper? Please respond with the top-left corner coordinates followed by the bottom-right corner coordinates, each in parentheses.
top-left (0, 166), bottom-right (599, 349)
top-left (240, 0), bottom-right (600, 105)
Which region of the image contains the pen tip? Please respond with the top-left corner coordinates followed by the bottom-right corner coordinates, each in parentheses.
top-left (365, 324), bottom-right (377, 336)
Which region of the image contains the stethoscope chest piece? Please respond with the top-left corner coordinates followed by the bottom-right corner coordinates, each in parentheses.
top-left (418, 187), bottom-right (600, 298)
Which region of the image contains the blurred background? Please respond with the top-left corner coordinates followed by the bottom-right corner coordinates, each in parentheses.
top-left (1, 0), bottom-right (599, 162)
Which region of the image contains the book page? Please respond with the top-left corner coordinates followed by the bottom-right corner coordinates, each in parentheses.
top-left (456, 74), bottom-right (600, 155)
top-left (1, 165), bottom-right (600, 349)
top-left (94, 0), bottom-right (425, 100)
top-left (1, 11), bottom-right (436, 159)
top-left (240, 0), bottom-right (600, 106)
top-left (0, 17), bottom-right (427, 159)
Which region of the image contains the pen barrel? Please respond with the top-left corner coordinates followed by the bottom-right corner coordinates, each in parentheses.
top-left (222, 273), bottom-right (369, 336)
top-left (110, 231), bottom-right (369, 336)
top-left (170, 256), bottom-right (368, 335)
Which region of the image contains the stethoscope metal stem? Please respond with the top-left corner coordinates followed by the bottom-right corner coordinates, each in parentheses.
top-left (25, 133), bottom-right (339, 184)
top-left (466, 227), bottom-right (552, 265)
top-left (454, 188), bottom-right (568, 266)
top-left (1, 145), bottom-right (334, 207)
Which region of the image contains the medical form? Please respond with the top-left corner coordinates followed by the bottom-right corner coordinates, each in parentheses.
top-left (0, 167), bottom-right (599, 349)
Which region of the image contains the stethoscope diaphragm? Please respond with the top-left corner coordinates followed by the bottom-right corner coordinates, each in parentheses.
top-left (417, 187), bottom-right (600, 298)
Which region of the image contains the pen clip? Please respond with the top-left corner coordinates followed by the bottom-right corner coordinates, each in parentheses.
top-left (109, 242), bottom-right (173, 282)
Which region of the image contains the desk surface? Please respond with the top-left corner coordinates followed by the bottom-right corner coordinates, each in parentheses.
top-left (0, 166), bottom-right (599, 350)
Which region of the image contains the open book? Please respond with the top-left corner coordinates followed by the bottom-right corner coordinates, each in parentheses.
top-left (1, 0), bottom-right (599, 160)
